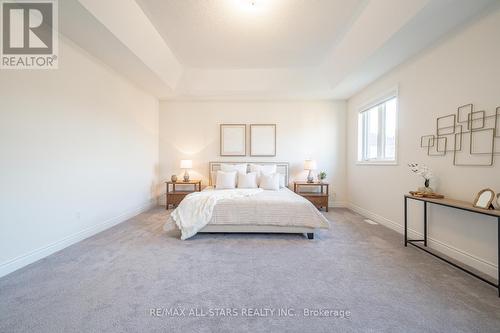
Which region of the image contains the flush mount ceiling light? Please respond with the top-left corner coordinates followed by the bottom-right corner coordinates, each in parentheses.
top-left (237, 0), bottom-right (258, 10)
top-left (233, 0), bottom-right (271, 13)
top-left (241, 0), bottom-right (258, 8)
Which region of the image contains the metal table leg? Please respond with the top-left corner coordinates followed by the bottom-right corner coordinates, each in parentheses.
top-left (424, 201), bottom-right (428, 247)
top-left (404, 196), bottom-right (408, 247)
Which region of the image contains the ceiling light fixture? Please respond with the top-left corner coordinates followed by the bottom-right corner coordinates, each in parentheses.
top-left (231, 0), bottom-right (276, 17)
top-left (235, 0), bottom-right (261, 11)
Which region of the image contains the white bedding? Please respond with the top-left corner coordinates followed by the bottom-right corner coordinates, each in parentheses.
top-left (170, 188), bottom-right (263, 240)
top-left (166, 187), bottom-right (330, 240)
top-left (209, 187), bottom-right (329, 228)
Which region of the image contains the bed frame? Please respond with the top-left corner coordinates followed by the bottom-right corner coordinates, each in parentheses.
top-left (200, 161), bottom-right (316, 239)
top-left (200, 224), bottom-right (315, 239)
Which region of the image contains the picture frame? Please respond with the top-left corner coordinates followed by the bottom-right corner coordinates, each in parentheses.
top-left (250, 124), bottom-right (276, 157)
top-left (220, 124), bottom-right (246, 156)
top-left (472, 188), bottom-right (495, 209)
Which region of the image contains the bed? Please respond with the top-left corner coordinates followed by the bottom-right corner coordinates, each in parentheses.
top-left (166, 162), bottom-right (330, 239)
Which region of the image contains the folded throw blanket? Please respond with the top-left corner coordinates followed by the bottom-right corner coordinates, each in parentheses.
top-left (170, 188), bottom-right (263, 240)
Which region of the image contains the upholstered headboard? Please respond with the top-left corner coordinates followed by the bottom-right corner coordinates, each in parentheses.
top-left (208, 161), bottom-right (289, 186)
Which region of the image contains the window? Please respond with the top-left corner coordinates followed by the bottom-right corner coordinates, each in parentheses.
top-left (357, 94), bottom-right (398, 164)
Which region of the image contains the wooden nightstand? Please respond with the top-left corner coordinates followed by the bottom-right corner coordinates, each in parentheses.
top-left (165, 180), bottom-right (201, 209)
top-left (293, 181), bottom-right (329, 212)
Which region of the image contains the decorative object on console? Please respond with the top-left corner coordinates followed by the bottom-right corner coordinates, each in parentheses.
top-left (409, 191), bottom-right (444, 199)
top-left (250, 124), bottom-right (276, 156)
top-left (318, 171), bottom-right (327, 183)
top-left (220, 124), bottom-right (246, 156)
top-left (304, 160), bottom-right (317, 183)
top-left (495, 193), bottom-right (500, 210)
top-left (408, 163), bottom-right (433, 193)
top-left (171, 175), bottom-right (177, 182)
top-left (419, 104), bottom-right (499, 166)
top-left (472, 188), bottom-right (495, 209)
top-left (180, 160), bottom-right (192, 182)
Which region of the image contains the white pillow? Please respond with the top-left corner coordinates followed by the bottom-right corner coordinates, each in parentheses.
top-left (259, 173), bottom-right (280, 191)
top-left (215, 171), bottom-right (237, 189)
top-left (249, 163), bottom-right (276, 175)
top-left (221, 163), bottom-right (247, 175)
top-left (249, 164), bottom-right (277, 184)
top-left (237, 172), bottom-right (258, 189)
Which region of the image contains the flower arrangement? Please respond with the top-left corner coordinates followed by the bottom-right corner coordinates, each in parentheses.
top-left (408, 163), bottom-right (433, 190)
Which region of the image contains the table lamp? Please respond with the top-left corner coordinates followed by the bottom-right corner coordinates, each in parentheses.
top-left (180, 160), bottom-right (192, 182)
top-left (304, 160), bottom-right (317, 183)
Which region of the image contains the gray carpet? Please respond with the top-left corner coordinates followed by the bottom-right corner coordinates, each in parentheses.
top-left (1, 208), bottom-right (499, 333)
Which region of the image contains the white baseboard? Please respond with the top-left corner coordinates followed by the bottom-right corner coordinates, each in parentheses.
top-left (348, 203), bottom-right (403, 232)
top-left (331, 201), bottom-right (347, 208)
top-left (347, 203), bottom-right (498, 279)
top-left (0, 199), bottom-right (156, 278)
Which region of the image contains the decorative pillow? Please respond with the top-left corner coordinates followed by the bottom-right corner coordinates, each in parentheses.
top-left (215, 171), bottom-right (237, 189)
top-left (249, 163), bottom-right (276, 174)
top-left (220, 163), bottom-right (247, 175)
top-left (259, 173), bottom-right (280, 191)
top-left (237, 172), bottom-right (258, 189)
top-left (249, 164), bottom-right (277, 184)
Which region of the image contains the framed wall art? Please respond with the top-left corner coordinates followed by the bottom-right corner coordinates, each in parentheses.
top-left (220, 124), bottom-right (246, 156)
top-left (250, 124), bottom-right (276, 157)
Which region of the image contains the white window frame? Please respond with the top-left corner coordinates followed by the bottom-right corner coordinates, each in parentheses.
top-left (356, 87), bottom-right (399, 165)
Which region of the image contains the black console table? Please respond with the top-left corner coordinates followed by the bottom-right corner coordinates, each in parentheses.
top-left (404, 194), bottom-right (500, 297)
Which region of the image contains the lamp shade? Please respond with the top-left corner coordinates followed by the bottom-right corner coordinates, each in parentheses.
top-left (304, 159), bottom-right (317, 170)
top-left (180, 160), bottom-right (192, 169)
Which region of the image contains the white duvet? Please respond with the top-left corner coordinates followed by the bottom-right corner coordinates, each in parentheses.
top-left (170, 188), bottom-right (263, 240)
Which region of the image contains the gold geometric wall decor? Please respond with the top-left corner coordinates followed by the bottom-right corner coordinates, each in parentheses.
top-left (420, 103), bottom-right (499, 166)
top-left (457, 103), bottom-right (473, 123)
top-left (495, 107), bottom-right (500, 137)
top-left (469, 128), bottom-right (495, 155)
top-left (436, 114), bottom-right (456, 136)
top-left (428, 137), bottom-right (446, 156)
top-left (437, 124), bottom-right (462, 152)
top-left (420, 135), bottom-right (435, 148)
top-left (453, 129), bottom-right (495, 166)
top-left (467, 110), bottom-right (485, 130)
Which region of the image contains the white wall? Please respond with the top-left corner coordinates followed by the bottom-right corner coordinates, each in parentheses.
top-left (347, 9), bottom-right (500, 277)
top-left (159, 100), bottom-right (347, 206)
top-left (0, 36), bottom-right (159, 277)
